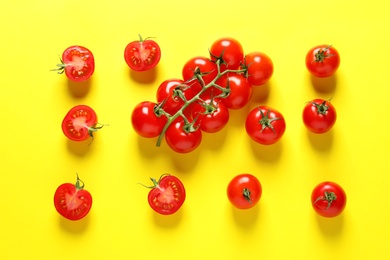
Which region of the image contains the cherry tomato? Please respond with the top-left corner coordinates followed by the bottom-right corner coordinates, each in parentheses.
top-left (54, 174), bottom-right (92, 221)
top-left (191, 97), bottom-right (229, 133)
top-left (305, 44), bottom-right (340, 78)
top-left (245, 106), bottom-right (286, 145)
top-left (131, 101), bottom-right (167, 138)
top-left (311, 181), bottom-right (346, 218)
top-left (209, 37), bottom-right (244, 71)
top-left (242, 52), bottom-right (273, 86)
top-left (156, 78), bottom-right (195, 115)
top-left (217, 73), bottom-right (252, 109)
top-left (182, 56), bottom-right (218, 94)
top-left (165, 118), bottom-right (202, 153)
top-left (52, 45), bottom-right (95, 82)
top-left (142, 174), bottom-right (186, 215)
top-left (227, 174), bottom-right (262, 210)
top-left (124, 35), bottom-right (161, 71)
top-left (62, 105), bottom-right (103, 142)
top-left (302, 99), bottom-right (337, 134)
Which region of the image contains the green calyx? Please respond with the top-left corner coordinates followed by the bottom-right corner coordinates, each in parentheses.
top-left (314, 45), bottom-right (334, 63)
top-left (243, 188), bottom-right (252, 204)
top-left (315, 191), bottom-right (337, 210)
top-left (258, 108), bottom-right (282, 135)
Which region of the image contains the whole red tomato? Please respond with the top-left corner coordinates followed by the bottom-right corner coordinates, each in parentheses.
top-left (131, 101), bottom-right (167, 138)
top-left (124, 35), bottom-right (161, 71)
top-left (302, 99), bottom-right (337, 134)
top-left (191, 97), bottom-right (229, 133)
top-left (52, 45), bottom-right (95, 82)
top-left (182, 56), bottom-right (218, 94)
top-left (54, 174), bottom-right (92, 221)
top-left (227, 174), bottom-right (262, 210)
top-left (142, 174), bottom-right (186, 215)
top-left (242, 52), bottom-right (273, 86)
top-left (217, 73), bottom-right (252, 109)
top-left (245, 106), bottom-right (286, 145)
top-left (209, 37), bottom-right (244, 71)
top-left (62, 105), bottom-right (104, 142)
top-left (311, 181), bottom-right (346, 218)
top-left (305, 44), bottom-right (340, 78)
top-left (164, 118), bottom-right (202, 153)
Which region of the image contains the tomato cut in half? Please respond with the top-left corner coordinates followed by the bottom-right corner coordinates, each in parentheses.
top-left (142, 174), bottom-right (186, 215)
top-left (52, 45), bottom-right (95, 82)
top-left (124, 35), bottom-right (161, 71)
top-left (54, 174), bottom-right (92, 221)
top-left (61, 105), bottom-right (102, 142)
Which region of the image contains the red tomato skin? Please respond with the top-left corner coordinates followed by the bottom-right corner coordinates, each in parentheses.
top-left (182, 56), bottom-right (218, 94)
top-left (227, 174), bottom-right (262, 210)
top-left (217, 73), bottom-right (252, 110)
top-left (124, 38), bottom-right (161, 71)
top-left (62, 45), bottom-right (95, 82)
top-left (311, 181), bottom-right (346, 218)
top-left (302, 99), bottom-right (337, 134)
top-left (131, 101), bottom-right (167, 138)
top-left (54, 183), bottom-right (92, 221)
top-left (245, 106), bottom-right (286, 145)
top-left (209, 37), bottom-right (244, 70)
top-left (147, 175), bottom-right (186, 215)
top-left (242, 52), bottom-right (273, 86)
top-left (191, 98), bottom-right (230, 133)
top-left (61, 105), bottom-right (98, 142)
top-left (305, 45), bottom-right (340, 78)
top-left (165, 119), bottom-right (202, 153)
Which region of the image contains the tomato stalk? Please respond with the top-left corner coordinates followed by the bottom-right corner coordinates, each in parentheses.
top-left (313, 45), bottom-right (335, 63)
top-left (242, 188), bottom-right (252, 204)
top-left (75, 173), bottom-right (85, 190)
top-left (155, 60), bottom-right (246, 147)
top-left (314, 191), bottom-right (337, 210)
top-left (258, 108), bottom-right (283, 135)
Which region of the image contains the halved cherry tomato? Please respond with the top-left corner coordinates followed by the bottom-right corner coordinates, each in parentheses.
top-left (61, 105), bottom-right (103, 142)
top-left (52, 45), bottom-right (95, 82)
top-left (305, 44), bottom-right (340, 78)
top-left (124, 35), bottom-right (161, 71)
top-left (227, 173), bottom-right (262, 209)
top-left (54, 174), bottom-right (92, 221)
top-left (311, 181), bottom-right (346, 218)
top-left (142, 174), bottom-right (186, 215)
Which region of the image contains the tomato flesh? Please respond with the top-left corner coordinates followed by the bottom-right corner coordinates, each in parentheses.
top-left (62, 105), bottom-right (98, 141)
top-left (124, 37), bottom-right (161, 71)
top-left (62, 45), bottom-right (95, 82)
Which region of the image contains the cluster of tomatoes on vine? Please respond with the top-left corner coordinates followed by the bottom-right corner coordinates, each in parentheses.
top-left (51, 36), bottom-right (345, 220)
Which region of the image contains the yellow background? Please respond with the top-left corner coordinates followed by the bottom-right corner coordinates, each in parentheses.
top-left (1, 0), bottom-right (389, 259)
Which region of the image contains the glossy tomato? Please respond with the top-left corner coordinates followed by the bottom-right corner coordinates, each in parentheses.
top-left (209, 37), bottom-right (244, 71)
top-left (182, 56), bottom-right (218, 94)
top-left (227, 174), bottom-right (262, 210)
top-left (53, 45), bottom-right (95, 82)
top-left (311, 181), bottom-right (346, 218)
top-left (62, 105), bottom-right (103, 142)
top-left (131, 101), bottom-right (167, 138)
top-left (54, 174), bottom-right (92, 221)
top-left (191, 97), bottom-right (229, 133)
top-left (124, 35), bottom-right (161, 71)
top-left (142, 174), bottom-right (186, 215)
top-left (165, 118), bottom-right (202, 153)
top-left (242, 52), bottom-right (273, 86)
top-left (302, 99), bottom-right (337, 134)
top-left (245, 106), bottom-right (286, 145)
top-left (305, 44), bottom-right (340, 78)
top-left (217, 73), bottom-right (252, 109)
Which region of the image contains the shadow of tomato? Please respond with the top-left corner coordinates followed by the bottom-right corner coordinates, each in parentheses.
top-left (67, 77), bottom-right (92, 98)
top-left (310, 73), bottom-right (337, 94)
top-left (129, 66), bottom-right (158, 84)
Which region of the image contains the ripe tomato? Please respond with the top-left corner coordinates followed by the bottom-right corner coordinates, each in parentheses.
top-left (245, 106), bottom-right (286, 145)
top-left (54, 174), bottom-right (92, 221)
top-left (209, 37), bottom-right (244, 71)
top-left (217, 73), bottom-right (252, 109)
top-left (242, 52), bottom-right (273, 86)
top-left (165, 118), bottom-right (202, 153)
top-left (156, 78), bottom-right (195, 115)
top-left (227, 174), bottom-right (262, 210)
top-left (182, 56), bottom-right (218, 94)
top-left (305, 44), bottom-right (340, 78)
top-left (131, 101), bottom-right (167, 138)
top-left (142, 174), bottom-right (186, 215)
top-left (302, 99), bottom-right (337, 134)
top-left (124, 35), bottom-right (161, 71)
top-left (311, 181), bottom-right (346, 218)
top-left (62, 105), bottom-right (103, 142)
top-left (191, 97), bottom-right (229, 133)
top-left (52, 45), bottom-right (95, 82)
